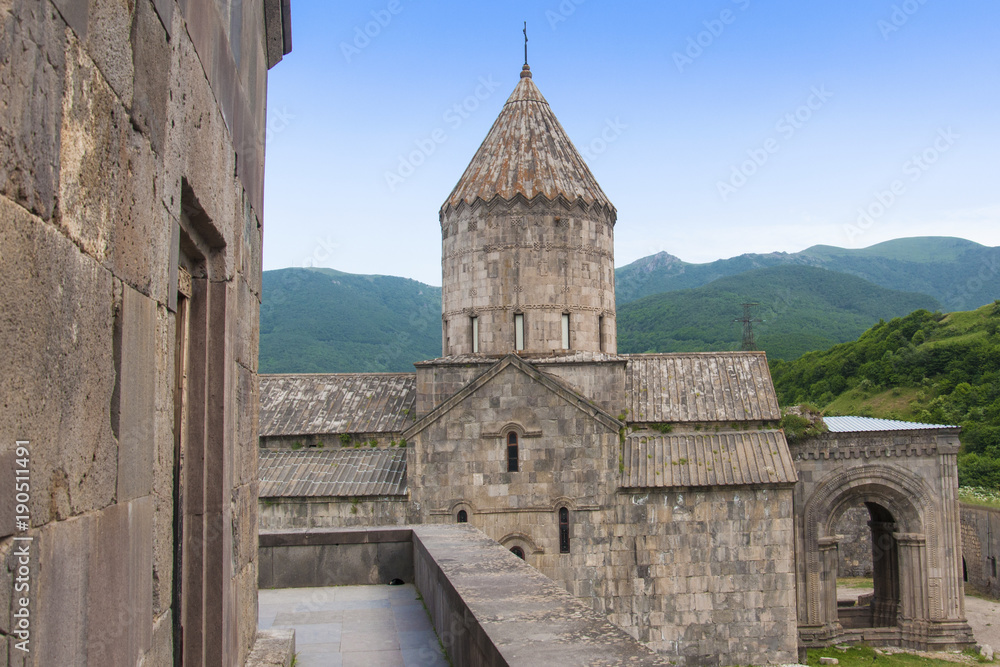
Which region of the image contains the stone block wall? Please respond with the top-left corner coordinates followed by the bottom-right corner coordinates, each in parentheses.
top-left (836, 506), bottom-right (874, 578)
top-left (535, 359), bottom-right (627, 416)
top-left (440, 199), bottom-right (617, 357)
top-left (960, 503), bottom-right (1000, 599)
top-left (592, 488), bottom-right (799, 665)
top-left (0, 1), bottom-right (287, 664)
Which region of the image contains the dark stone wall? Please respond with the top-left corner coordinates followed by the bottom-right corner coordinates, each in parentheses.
top-left (0, 1), bottom-right (287, 664)
top-left (960, 503), bottom-right (1000, 599)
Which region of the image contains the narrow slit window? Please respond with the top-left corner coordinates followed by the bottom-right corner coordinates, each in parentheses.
top-left (457, 510), bottom-right (468, 523)
top-left (514, 313), bottom-right (524, 351)
top-left (561, 313), bottom-right (570, 349)
top-left (598, 315), bottom-right (605, 352)
top-left (471, 316), bottom-right (479, 354)
top-left (559, 507), bottom-right (570, 553)
top-left (507, 432), bottom-right (519, 472)
top-left (510, 546), bottom-right (525, 560)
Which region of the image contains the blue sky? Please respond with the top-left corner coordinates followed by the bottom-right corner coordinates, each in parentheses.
top-left (263, 1), bottom-right (1000, 286)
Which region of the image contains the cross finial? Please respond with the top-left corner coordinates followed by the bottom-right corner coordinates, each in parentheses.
top-left (523, 21), bottom-right (528, 67)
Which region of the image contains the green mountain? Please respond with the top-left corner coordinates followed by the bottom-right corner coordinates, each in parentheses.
top-left (616, 265), bottom-right (940, 360)
top-left (769, 303), bottom-right (1000, 488)
top-left (259, 268), bottom-right (441, 373)
top-left (615, 237), bottom-right (1000, 311)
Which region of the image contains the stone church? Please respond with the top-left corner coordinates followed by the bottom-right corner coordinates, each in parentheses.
top-left (259, 62), bottom-right (974, 664)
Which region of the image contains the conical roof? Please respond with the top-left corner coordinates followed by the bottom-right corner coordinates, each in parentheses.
top-left (442, 66), bottom-right (615, 216)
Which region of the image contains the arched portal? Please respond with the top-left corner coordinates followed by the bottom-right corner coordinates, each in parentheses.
top-left (796, 462), bottom-right (972, 650)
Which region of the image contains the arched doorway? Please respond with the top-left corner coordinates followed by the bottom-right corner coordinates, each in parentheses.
top-left (834, 501), bottom-right (899, 631)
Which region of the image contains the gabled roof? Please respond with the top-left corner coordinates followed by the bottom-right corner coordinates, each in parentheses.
top-left (823, 416), bottom-right (958, 433)
top-left (259, 373), bottom-right (415, 437)
top-left (621, 430), bottom-right (796, 488)
top-left (258, 448), bottom-right (407, 497)
top-left (441, 66), bottom-right (615, 217)
top-left (403, 354), bottom-right (623, 439)
top-left (623, 352), bottom-right (781, 423)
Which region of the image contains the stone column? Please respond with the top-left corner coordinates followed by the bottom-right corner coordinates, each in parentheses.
top-left (895, 532), bottom-right (929, 646)
top-left (818, 536), bottom-right (842, 641)
top-left (870, 520), bottom-right (899, 627)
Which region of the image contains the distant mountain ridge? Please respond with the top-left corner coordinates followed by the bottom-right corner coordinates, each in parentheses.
top-left (259, 236), bottom-right (994, 372)
top-left (615, 237), bottom-right (999, 311)
top-left (616, 265), bottom-right (939, 360)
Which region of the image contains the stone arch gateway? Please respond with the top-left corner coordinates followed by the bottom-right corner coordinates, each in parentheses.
top-left (791, 418), bottom-right (974, 652)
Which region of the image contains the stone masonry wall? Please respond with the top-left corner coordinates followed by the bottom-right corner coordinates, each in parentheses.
top-left (960, 503), bottom-right (1000, 598)
top-left (408, 361), bottom-right (797, 665)
top-left (440, 199), bottom-right (617, 357)
top-left (0, 2), bottom-right (283, 664)
top-left (597, 488), bottom-right (799, 665)
top-left (836, 506), bottom-right (874, 578)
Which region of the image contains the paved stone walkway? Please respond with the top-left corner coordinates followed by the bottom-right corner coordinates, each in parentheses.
top-left (258, 584), bottom-right (449, 667)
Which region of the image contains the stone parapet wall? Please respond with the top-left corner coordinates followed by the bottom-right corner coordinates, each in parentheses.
top-left (258, 497), bottom-right (411, 530)
top-left (259, 527), bottom-right (414, 589)
top-left (257, 525), bottom-right (671, 666)
top-left (960, 503), bottom-right (1000, 599)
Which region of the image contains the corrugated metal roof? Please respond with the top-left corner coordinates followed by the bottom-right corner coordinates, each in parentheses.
top-left (259, 373), bottom-right (415, 437)
top-left (823, 416), bottom-right (957, 433)
top-left (621, 430), bottom-right (796, 488)
top-left (623, 353), bottom-right (781, 423)
top-left (258, 449), bottom-right (407, 497)
top-left (442, 66), bottom-right (615, 216)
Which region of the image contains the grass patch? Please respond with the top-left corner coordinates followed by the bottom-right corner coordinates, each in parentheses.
top-left (825, 386), bottom-right (921, 421)
top-left (805, 645), bottom-right (975, 667)
top-left (837, 577), bottom-right (874, 589)
top-left (959, 486), bottom-right (1000, 509)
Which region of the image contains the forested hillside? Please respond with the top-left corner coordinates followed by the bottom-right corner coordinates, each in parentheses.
top-left (259, 268), bottom-right (441, 373)
top-left (770, 303), bottom-right (1000, 488)
top-left (617, 265), bottom-right (939, 360)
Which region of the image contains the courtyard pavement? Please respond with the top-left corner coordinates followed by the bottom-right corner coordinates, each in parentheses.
top-left (258, 584), bottom-right (450, 667)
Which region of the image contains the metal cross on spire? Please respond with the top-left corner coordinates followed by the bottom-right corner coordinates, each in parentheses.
top-left (523, 21), bottom-right (528, 66)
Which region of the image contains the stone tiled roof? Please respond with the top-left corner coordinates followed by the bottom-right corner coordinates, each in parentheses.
top-left (441, 66), bottom-right (615, 217)
top-left (823, 416), bottom-right (958, 432)
top-left (621, 430), bottom-right (796, 488)
top-left (623, 352), bottom-right (781, 423)
top-left (259, 373), bottom-right (416, 437)
top-left (258, 449), bottom-right (407, 497)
